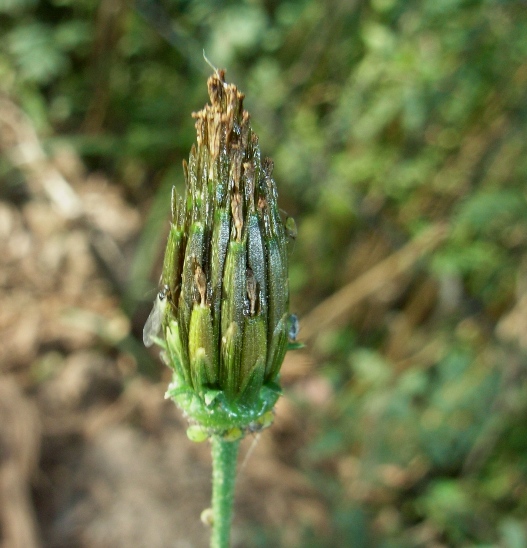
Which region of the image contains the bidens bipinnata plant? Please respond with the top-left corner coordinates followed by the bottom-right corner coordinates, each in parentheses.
top-left (144, 69), bottom-right (298, 438)
top-left (143, 70), bottom-right (299, 546)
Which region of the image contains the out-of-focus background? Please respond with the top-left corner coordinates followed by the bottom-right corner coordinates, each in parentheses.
top-left (1, 0), bottom-right (527, 546)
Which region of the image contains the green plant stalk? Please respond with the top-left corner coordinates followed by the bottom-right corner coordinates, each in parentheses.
top-left (210, 436), bottom-right (241, 548)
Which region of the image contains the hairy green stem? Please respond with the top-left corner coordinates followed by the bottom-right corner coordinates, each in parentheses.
top-left (210, 436), bottom-right (241, 548)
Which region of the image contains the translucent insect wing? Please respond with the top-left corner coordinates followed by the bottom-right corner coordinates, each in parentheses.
top-left (143, 295), bottom-right (167, 347)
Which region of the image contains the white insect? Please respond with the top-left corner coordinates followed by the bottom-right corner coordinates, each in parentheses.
top-left (288, 313), bottom-right (299, 341)
top-left (143, 285), bottom-right (169, 347)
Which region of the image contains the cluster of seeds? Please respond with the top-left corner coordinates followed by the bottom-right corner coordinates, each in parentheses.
top-left (144, 71), bottom-right (295, 435)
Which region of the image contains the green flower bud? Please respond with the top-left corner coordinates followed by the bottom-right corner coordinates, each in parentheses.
top-left (145, 70), bottom-right (295, 437)
top-left (186, 424), bottom-right (208, 443)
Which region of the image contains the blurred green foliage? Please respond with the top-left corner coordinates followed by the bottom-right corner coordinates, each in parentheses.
top-left (3, 0), bottom-right (527, 545)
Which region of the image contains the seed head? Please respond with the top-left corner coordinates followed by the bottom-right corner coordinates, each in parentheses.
top-left (145, 71), bottom-right (296, 436)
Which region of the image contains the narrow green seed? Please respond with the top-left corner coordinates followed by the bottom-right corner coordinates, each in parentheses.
top-left (189, 304), bottom-right (216, 388)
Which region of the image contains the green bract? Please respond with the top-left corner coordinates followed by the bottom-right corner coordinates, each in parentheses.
top-left (144, 70), bottom-right (294, 438)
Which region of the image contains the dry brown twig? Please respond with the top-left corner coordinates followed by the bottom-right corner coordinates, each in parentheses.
top-left (0, 97), bottom-right (83, 219)
top-left (300, 223), bottom-right (449, 342)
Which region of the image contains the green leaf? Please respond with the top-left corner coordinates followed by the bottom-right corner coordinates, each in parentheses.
top-left (8, 23), bottom-right (68, 84)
